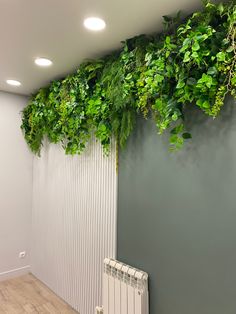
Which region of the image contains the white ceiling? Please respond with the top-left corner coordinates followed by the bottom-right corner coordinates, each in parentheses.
top-left (0, 0), bottom-right (201, 96)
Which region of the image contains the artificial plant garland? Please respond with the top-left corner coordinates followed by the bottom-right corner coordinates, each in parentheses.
top-left (21, 1), bottom-right (236, 155)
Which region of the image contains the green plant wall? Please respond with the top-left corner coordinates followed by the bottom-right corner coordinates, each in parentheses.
top-left (21, 1), bottom-right (236, 155)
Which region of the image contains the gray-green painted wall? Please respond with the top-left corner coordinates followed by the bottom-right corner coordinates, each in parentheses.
top-left (117, 98), bottom-right (236, 314)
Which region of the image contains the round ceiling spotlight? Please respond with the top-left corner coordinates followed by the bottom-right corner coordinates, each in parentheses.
top-left (35, 57), bottom-right (53, 67)
top-left (84, 17), bottom-right (106, 31)
top-left (6, 79), bottom-right (21, 86)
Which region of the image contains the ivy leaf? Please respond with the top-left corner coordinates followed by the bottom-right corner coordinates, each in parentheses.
top-left (205, 1), bottom-right (216, 10)
top-left (155, 74), bottom-right (164, 83)
top-left (179, 38), bottom-right (191, 52)
top-left (197, 74), bottom-right (213, 88)
top-left (183, 51), bottom-right (191, 62)
top-left (170, 134), bottom-right (184, 150)
top-left (165, 36), bottom-right (171, 44)
top-left (207, 67), bottom-right (217, 75)
top-left (171, 112), bottom-right (179, 121)
top-left (182, 132), bottom-right (192, 139)
top-left (191, 51), bottom-right (199, 59)
top-left (176, 80), bottom-right (185, 89)
top-left (202, 100), bottom-right (210, 109)
top-left (186, 77), bottom-right (196, 85)
top-left (231, 76), bottom-right (236, 85)
top-left (171, 124), bottom-right (184, 134)
top-left (126, 73), bottom-right (133, 80)
top-left (218, 3), bottom-right (224, 15)
top-left (170, 134), bottom-right (178, 144)
top-left (216, 52), bottom-right (226, 62)
top-left (196, 34), bottom-right (208, 42)
top-left (196, 99), bottom-right (210, 109)
top-left (192, 42), bottom-right (200, 51)
top-left (226, 46), bottom-right (234, 53)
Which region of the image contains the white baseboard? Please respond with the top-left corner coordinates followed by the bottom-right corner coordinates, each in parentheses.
top-left (0, 265), bottom-right (30, 282)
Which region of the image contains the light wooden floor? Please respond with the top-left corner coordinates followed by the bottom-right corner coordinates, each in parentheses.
top-left (0, 274), bottom-right (78, 313)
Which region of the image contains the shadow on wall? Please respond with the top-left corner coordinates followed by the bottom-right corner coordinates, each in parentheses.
top-left (117, 97), bottom-right (236, 314)
top-left (128, 96), bottom-right (236, 166)
top-left (183, 96), bottom-right (236, 163)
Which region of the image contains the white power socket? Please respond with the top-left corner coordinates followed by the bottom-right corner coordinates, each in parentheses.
top-left (19, 251), bottom-right (26, 259)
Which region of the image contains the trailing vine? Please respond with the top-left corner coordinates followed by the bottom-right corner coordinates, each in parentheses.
top-left (21, 1), bottom-right (236, 155)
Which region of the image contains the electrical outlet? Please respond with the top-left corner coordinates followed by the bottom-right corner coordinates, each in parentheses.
top-left (19, 251), bottom-right (26, 259)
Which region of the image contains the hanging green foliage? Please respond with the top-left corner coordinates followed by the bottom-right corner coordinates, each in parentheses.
top-left (21, 1), bottom-right (236, 155)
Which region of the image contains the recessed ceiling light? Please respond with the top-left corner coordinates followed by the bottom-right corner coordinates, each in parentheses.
top-left (84, 17), bottom-right (106, 31)
top-left (35, 57), bottom-right (53, 67)
top-left (6, 79), bottom-right (21, 86)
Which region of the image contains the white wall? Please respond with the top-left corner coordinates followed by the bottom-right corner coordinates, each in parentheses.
top-left (31, 140), bottom-right (117, 314)
top-left (0, 91), bottom-right (32, 281)
top-left (0, 90), bottom-right (117, 313)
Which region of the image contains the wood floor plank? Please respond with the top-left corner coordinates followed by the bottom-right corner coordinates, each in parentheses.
top-left (0, 274), bottom-right (78, 314)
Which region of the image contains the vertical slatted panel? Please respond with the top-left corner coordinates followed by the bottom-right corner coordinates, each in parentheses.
top-left (31, 139), bottom-right (117, 314)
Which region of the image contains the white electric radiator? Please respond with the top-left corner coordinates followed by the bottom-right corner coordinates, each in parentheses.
top-left (99, 258), bottom-right (149, 314)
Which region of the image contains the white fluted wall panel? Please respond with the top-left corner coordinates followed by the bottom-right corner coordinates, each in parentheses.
top-left (31, 140), bottom-right (117, 314)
